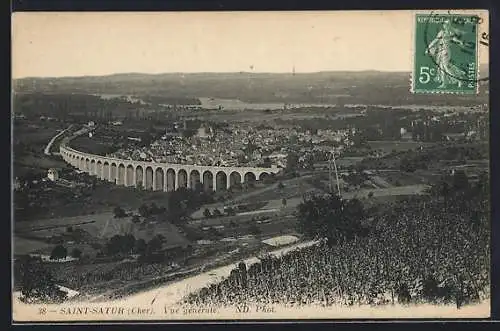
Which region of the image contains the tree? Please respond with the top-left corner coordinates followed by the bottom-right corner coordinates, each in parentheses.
top-left (286, 151), bottom-right (300, 173)
top-left (261, 157), bottom-right (272, 168)
top-left (150, 202), bottom-right (160, 215)
top-left (452, 170), bottom-right (469, 191)
top-left (296, 194), bottom-right (366, 244)
top-left (368, 191), bottom-right (374, 198)
top-left (277, 182), bottom-right (285, 190)
top-left (131, 215), bottom-right (141, 223)
top-left (50, 245), bottom-right (67, 260)
top-left (475, 171), bottom-right (489, 198)
top-left (245, 142), bottom-right (258, 155)
top-left (352, 131), bottom-right (368, 147)
top-left (122, 234), bottom-right (136, 253)
top-left (203, 208), bottom-right (212, 219)
top-left (237, 154), bottom-right (247, 165)
top-left (282, 198), bottom-right (287, 207)
top-left (106, 235), bottom-right (123, 256)
top-left (428, 177), bottom-right (450, 202)
top-left (134, 238), bottom-right (147, 255)
top-left (397, 282), bottom-right (412, 304)
top-left (106, 234), bottom-right (135, 256)
top-left (225, 207), bottom-right (236, 216)
top-left (113, 206), bottom-right (126, 218)
top-left (439, 179), bottom-right (451, 208)
top-left (249, 223), bottom-right (261, 236)
top-left (146, 236), bottom-right (163, 255)
top-left (205, 227), bottom-right (221, 240)
top-left (422, 275), bottom-right (440, 302)
top-left (213, 208), bottom-right (222, 217)
top-left (183, 129), bottom-right (197, 138)
top-left (238, 261), bottom-right (248, 288)
top-left (400, 157), bottom-right (416, 173)
top-left (70, 248), bottom-right (82, 259)
top-left (17, 256), bottom-right (67, 303)
top-left (138, 203), bottom-right (150, 218)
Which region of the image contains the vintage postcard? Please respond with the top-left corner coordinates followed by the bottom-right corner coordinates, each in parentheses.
top-left (11, 10), bottom-right (490, 322)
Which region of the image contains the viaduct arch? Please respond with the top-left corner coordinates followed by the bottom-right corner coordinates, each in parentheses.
top-left (59, 143), bottom-right (281, 193)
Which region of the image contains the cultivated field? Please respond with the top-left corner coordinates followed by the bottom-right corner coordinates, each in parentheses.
top-left (14, 155), bottom-right (68, 177)
top-left (13, 121), bottom-right (70, 177)
top-left (13, 122), bottom-right (66, 146)
top-left (367, 140), bottom-right (434, 154)
top-left (335, 157), bottom-right (364, 167)
top-left (13, 236), bottom-right (56, 256)
top-left (198, 97), bottom-right (285, 110)
top-left (14, 209), bottom-right (189, 256)
top-left (343, 184), bottom-right (430, 199)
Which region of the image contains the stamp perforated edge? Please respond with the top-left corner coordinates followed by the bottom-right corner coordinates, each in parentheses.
top-left (410, 11), bottom-right (481, 95)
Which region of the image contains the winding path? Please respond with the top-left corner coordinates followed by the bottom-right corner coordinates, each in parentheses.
top-left (44, 125), bottom-right (73, 156)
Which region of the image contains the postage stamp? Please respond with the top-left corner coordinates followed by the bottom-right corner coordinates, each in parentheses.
top-left (412, 13), bottom-right (480, 94)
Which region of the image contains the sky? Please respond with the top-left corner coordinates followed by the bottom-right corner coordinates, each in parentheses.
top-left (12, 10), bottom-right (489, 78)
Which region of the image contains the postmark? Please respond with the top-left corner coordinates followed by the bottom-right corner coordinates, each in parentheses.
top-left (412, 13), bottom-right (480, 94)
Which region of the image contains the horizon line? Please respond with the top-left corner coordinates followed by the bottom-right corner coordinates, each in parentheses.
top-left (12, 69), bottom-right (416, 81)
top-left (11, 62), bottom-right (491, 81)
top-left (13, 64), bottom-right (490, 81)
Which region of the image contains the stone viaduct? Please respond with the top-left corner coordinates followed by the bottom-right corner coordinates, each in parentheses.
top-left (59, 143), bottom-right (281, 193)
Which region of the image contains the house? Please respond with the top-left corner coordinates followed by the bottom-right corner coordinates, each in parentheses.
top-left (443, 133), bottom-right (465, 141)
top-left (401, 132), bottom-right (413, 141)
top-left (47, 168), bottom-right (59, 181)
top-left (55, 178), bottom-right (76, 188)
top-left (13, 177), bottom-right (22, 191)
top-left (127, 137), bottom-right (142, 142)
top-left (197, 126), bottom-right (213, 138)
top-left (252, 150), bottom-right (262, 160)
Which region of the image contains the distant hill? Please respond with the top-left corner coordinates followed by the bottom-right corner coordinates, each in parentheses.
top-left (13, 69), bottom-right (488, 106)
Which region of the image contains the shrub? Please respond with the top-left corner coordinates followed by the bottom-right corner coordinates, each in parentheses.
top-left (421, 275), bottom-right (439, 302)
top-left (113, 206), bottom-right (127, 218)
top-left (50, 245), bottom-right (67, 260)
top-left (70, 248), bottom-right (82, 259)
top-left (17, 256), bottom-right (67, 303)
top-left (249, 224), bottom-right (261, 236)
top-left (396, 283), bottom-right (411, 304)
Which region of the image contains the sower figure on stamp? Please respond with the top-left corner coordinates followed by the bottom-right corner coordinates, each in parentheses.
top-left (425, 20), bottom-right (467, 89)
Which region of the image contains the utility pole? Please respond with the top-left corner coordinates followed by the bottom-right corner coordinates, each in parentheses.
top-left (328, 150), bottom-right (341, 198)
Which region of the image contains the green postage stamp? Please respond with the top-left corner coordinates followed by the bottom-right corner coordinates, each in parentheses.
top-left (412, 13), bottom-right (480, 94)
